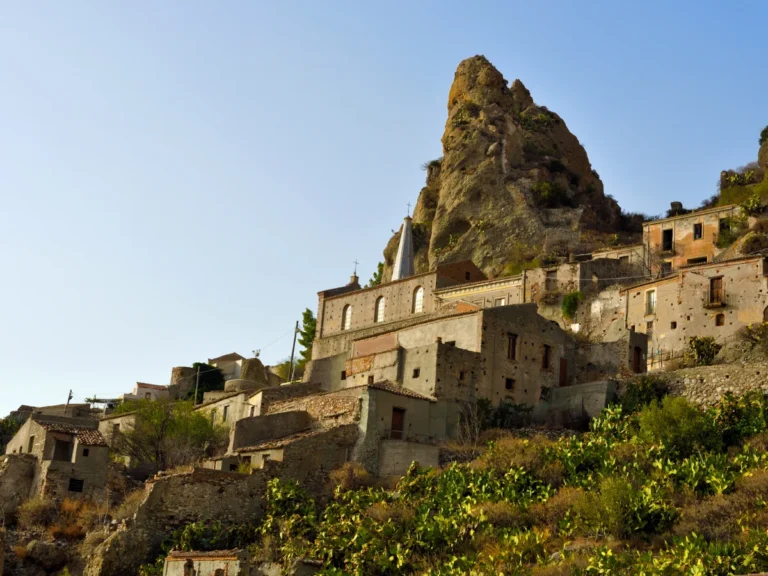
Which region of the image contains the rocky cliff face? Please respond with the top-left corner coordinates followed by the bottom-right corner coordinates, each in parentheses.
top-left (383, 56), bottom-right (629, 280)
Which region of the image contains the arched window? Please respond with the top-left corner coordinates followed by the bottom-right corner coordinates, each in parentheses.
top-left (374, 296), bottom-right (386, 323)
top-left (341, 304), bottom-right (352, 330)
top-left (412, 286), bottom-right (424, 314)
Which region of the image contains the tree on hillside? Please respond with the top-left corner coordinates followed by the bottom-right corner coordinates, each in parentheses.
top-left (113, 399), bottom-right (227, 473)
top-left (365, 262), bottom-right (384, 288)
top-left (185, 363), bottom-right (225, 404)
top-left (297, 308), bottom-right (316, 369)
top-left (760, 125), bottom-right (768, 146)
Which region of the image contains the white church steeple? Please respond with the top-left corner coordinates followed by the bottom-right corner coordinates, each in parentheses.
top-left (391, 215), bottom-right (415, 281)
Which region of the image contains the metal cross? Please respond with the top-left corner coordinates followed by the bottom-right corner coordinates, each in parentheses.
top-left (407, 202), bottom-right (411, 216)
top-left (353, 259), bottom-right (359, 275)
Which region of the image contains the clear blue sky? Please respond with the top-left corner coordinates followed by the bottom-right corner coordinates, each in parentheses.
top-left (1, 1), bottom-right (765, 415)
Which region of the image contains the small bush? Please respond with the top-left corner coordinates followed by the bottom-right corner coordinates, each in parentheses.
top-left (328, 462), bottom-right (374, 492)
top-left (17, 497), bottom-right (57, 529)
top-left (365, 501), bottom-right (416, 525)
top-left (561, 291), bottom-right (583, 320)
top-left (637, 396), bottom-right (722, 457)
top-left (472, 501), bottom-right (530, 529)
top-left (532, 181), bottom-right (574, 208)
top-left (760, 125), bottom-right (768, 147)
top-left (50, 522), bottom-right (85, 540)
top-left (529, 487), bottom-right (586, 530)
top-left (684, 336), bottom-right (722, 366)
top-left (113, 489), bottom-right (147, 521)
top-left (473, 435), bottom-right (552, 474)
top-left (619, 376), bottom-right (668, 414)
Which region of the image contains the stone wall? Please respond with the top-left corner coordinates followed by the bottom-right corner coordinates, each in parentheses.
top-left (230, 411), bottom-right (311, 451)
top-left (574, 328), bottom-right (646, 384)
top-left (252, 383), bottom-right (323, 415)
top-left (378, 440), bottom-right (439, 476)
top-left (0, 454), bottom-right (35, 518)
top-left (38, 444), bottom-right (110, 501)
top-left (620, 362), bottom-right (768, 408)
top-left (266, 389), bottom-right (361, 427)
top-left (534, 380), bottom-right (617, 426)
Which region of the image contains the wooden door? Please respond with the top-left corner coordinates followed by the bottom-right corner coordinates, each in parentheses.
top-left (390, 408), bottom-right (405, 440)
top-left (559, 358), bottom-right (568, 386)
top-left (633, 346), bottom-right (642, 374)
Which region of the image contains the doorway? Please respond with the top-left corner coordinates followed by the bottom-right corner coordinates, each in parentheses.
top-left (633, 346), bottom-right (642, 374)
top-left (390, 408), bottom-right (405, 440)
top-left (558, 358), bottom-right (568, 386)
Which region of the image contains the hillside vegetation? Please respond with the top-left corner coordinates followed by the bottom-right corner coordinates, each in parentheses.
top-left (142, 385), bottom-right (768, 575)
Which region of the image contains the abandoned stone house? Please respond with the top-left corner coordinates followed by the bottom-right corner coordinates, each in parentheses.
top-left (120, 381), bottom-right (171, 402)
top-left (623, 255), bottom-right (768, 359)
top-left (642, 203), bottom-right (740, 273)
top-left (4, 414), bottom-right (109, 500)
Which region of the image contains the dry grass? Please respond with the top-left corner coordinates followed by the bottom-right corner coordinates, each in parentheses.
top-left (79, 530), bottom-right (108, 557)
top-left (472, 435), bottom-right (564, 487)
top-left (365, 501), bottom-right (416, 525)
top-left (471, 501), bottom-right (531, 529)
top-left (13, 545), bottom-right (28, 560)
top-left (112, 489), bottom-right (147, 521)
top-left (327, 462), bottom-right (374, 493)
top-left (17, 497), bottom-right (57, 530)
top-left (529, 487), bottom-right (586, 529)
top-left (50, 523), bottom-right (86, 540)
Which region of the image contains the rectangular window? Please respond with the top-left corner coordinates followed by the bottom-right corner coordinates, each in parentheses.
top-left (687, 257), bottom-right (707, 265)
top-left (465, 271), bottom-right (471, 280)
top-left (507, 333), bottom-right (518, 361)
top-left (494, 297), bottom-right (506, 307)
top-left (661, 261), bottom-right (672, 275)
top-left (223, 406), bottom-right (229, 422)
top-left (229, 463), bottom-right (238, 472)
top-left (412, 368), bottom-right (420, 378)
top-left (459, 371), bottom-right (466, 382)
top-left (646, 290), bottom-right (656, 315)
top-left (249, 406), bottom-right (255, 417)
top-left (542, 345), bottom-right (552, 370)
top-left (716, 313), bottom-right (725, 326)
top-left (618, 255), bottom-right (629, 264)
top-left (68, 478), bottom-right (84, 493)
top-left (720, 218), bottom-right (730, 232)
top-left (693, 223), bottom-right (703, 239)
top-left (144, 392), bottom-right (152, 400)
top-left (340, 370), bottom-right (347, 381)
top-left (390, 408), bottom-right (405, 440)
top-left (27, 435), bottom-right (35, 454)
top-left (646, 320), bottom-right (654, 333)
top-left (671, 321), bottom-right (677, 329)
top-left (545, 270), bottom-right (558, 291)
top-left (367, 375), bottom-right (374, 384)
top-left (505, 378), bottom-right (515, 390)
top-left (83, 448), bottom-right (90, 457)
top-left (662, 229), bottom-right (673, 251)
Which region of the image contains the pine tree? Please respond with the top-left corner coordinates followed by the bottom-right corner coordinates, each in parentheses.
top-left (297, 308), bottom-right (317, 366)
top-left (365, 262), bottom-right (384, 288)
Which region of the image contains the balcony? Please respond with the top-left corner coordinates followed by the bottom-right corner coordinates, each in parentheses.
top-left (704, 287), bottom-right (727, 309)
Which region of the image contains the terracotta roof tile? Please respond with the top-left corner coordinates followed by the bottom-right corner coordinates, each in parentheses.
top-left (368, 380), bottom-right (436, 402)
top-left (208, 352), bottom-right (245, 363)
top-left (37, 422), bottom-right (107, 446)
top-left (136, 382), bottom-right (168, 391)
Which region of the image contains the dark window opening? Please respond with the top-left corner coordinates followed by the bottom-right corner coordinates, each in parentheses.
top-left (662, 229), bottom-right (673, 251)
top-left (693, 223), bottom-right (703, 240)
top-left (619, 255), bottom-right (629, 264)
top-left (459, 371), bottom-right (466, 382)
top-left (53, 439), bottom-right (73, 462)
top-left (412, 368), bottom-right (421, 378)
top-left (390, 408), bottom-right (405, 440)
top-left (661, 261), bottom-right (672, 275)
top-left (229, 464), bottom-right (238, 472)
top-left (505, 378), bottom-right (515, 390)
top-left (545, 270), bottom-right (558, 292)
top-left (27, 435), bottom-right (35, 454)
top-left (716, 313), bottom-right (725, 326)
top-left (687, 257), bottom-right (707, 265)
top-left (367, 375), bottom-right (374, 384)
top-left (68, 478), bottom-right (84, 493)
top-left (710, 276), bottom-right (724, 304)
top-left (646, 320), bottom-right (654, 333)
top-left (465, 271), bottom-right (471, 280)
top-left (144, 392), bottom-right (152, 400)
top-left (507, 333), bottom-right (518, 360)
top-left (670, 321), bottom-right (677, 329)
top-left (720, 218), bottom-right (730, 232)
top-left (82, 448), bottom-right (90, 457)
top-left (340, 370), bottom-right (347, 381)
top-left (223, 406), bottom-right (229, 421)
top-left (542, 345), bottom-right (552, 370)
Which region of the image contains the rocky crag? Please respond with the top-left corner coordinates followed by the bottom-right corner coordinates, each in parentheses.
top-left (383, 55), bottom-right (636, 280)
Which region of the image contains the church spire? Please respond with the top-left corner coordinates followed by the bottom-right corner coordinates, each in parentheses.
top-left (391, 215), bottom-right (415, 281)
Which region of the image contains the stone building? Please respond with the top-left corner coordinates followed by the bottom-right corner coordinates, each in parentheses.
top-left (208, 352), bottom-right (246, 381)
top-left (623, 255), bottom-right (768, 362)
top-left (120, 382), bottom-right (171, 402)
top-left (4, 414), bottom-right (109, 500)
top-left (642, 204), bottom-right (739, 273)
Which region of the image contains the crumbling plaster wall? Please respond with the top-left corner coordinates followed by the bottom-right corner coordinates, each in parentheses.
top-left (0, 454), bottom-right (35, 517)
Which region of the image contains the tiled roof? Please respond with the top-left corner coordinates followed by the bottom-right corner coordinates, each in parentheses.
top-left (368, 380), bottom-right (436, 402)
top-left (37, 422), bottom-right (107, 446)
top-left (208, 352), bottom-right (245, 363)
top-left (136, 382), bottom-right (168, 391)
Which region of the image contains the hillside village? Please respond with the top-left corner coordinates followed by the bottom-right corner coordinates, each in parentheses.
top-left (3, 55), bottom-right (768, 575)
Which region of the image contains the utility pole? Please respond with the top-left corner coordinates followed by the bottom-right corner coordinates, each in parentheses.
top-left (288, 320), bottom-right (299, 382)
top-left (64, 389), bottom-right (73, 416)
top-left (194, 365), bottom-right (201, 406)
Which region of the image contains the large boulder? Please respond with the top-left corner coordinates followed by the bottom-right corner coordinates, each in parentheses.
top-left (0, 455), bottom-right (35, 519)
top-left (382, 55), bottom-right (627, 279)
top-left (25, 541), bottom-right (68, 572)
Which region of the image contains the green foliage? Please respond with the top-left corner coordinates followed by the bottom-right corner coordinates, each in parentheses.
top-left (451, 101), bottom-right (481, 127)
top-left (185, 363), bottom-right (224, 404)
top-left (112, 399), bottom-right (227, 473)
top-left (364, 262), bottom-right (384, 288)
top-left (637, 396), bottom-right (722, 457)
top-left (761, 125), bottom-right (768, 146)
top-left (685, 336), bottom-right (722, 366)
top-left (297, 308), bottom-right (317, 367)
top-left (0, 415), bottom-right (22, 448)
top-left (740, 191), bottom-right (764, 215)
top-left (531, 181), bottom-right (574, 208)
top-left (561, 291), bottom-right (583, 320)
top-left (520, 111), bottom-right (557, 131)
top-left (619, 376), bottom-right (668, 414)
top-left (711, 391), bottom-right (768, 446)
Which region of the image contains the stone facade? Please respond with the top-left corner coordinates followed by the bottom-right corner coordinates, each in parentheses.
top-left (378, 440), bottom-right (439, 476)
top-left (194, 391), bottom-right (254, 428)
top-left (229, 411), bottom-right (311, 452)
top-left (574, 328), bottom-right (647, 384)
top-left (623, 256), bottom-right (768, 359)
top-left (163, 549), bottom-right (249, 576)
top-left (4, 414), bottom-right (109, 501)
top-left (0, 454), bottom-right (35, 518)
top-left (642, 204), bottom-right (739, 272)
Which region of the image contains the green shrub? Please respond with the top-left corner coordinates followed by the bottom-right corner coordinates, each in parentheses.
top-left (760, 125), bottom-right (768, 146)
top-left (637, 396), bottom-right (722, 457)
top-left (532, 181), bottom-right (574, 208)
top-left (561, 291), bottom-right (583, 320)
top-left (685, 336), bottom-right (722, 366)
top-left (712, 391), bottom-right (768, 446)
top-left (619, 376), bottom-right (668, 414)
top-left (740, 192), bottom-right (764, 216)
